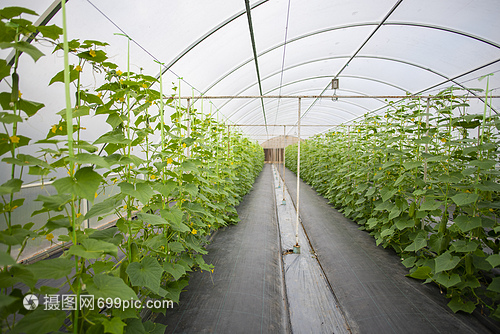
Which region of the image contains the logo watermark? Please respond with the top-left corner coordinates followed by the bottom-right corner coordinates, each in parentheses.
top-left (23, 294), bottom-right (173, 311)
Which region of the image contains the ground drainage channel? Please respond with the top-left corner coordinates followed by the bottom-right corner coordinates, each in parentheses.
top-left (272, 165), bottom-right (350, 334)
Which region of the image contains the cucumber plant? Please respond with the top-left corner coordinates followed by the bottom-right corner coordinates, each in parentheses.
top-left (0, 5), bottom-right (264, 333)
top-left (286, 88), bottom-right (500, 321)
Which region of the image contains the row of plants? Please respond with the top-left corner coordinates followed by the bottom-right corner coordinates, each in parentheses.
top-left (0, 6), bottom-right (264, 334)
top-left (285, 86), bottom-right (500, 321)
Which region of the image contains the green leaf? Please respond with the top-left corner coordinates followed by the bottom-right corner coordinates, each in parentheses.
top-left (168, 242), bottom-right (185, 253)
top-left (435, 252), bottom-right (461, 273)
top-left (407, 266), bottom-right (432, 280)
top-left (380, 186), bottom-right (397, 202)
top-left (0, 59), bottom-right (10, 81)
top-left (180, 160), bottom-right (197, 172)
top-left (37, 24), bottom-right (63, 40)
top-left (486, 254), bottom-right (500, 268)
top-left (0, 265), bottom-right (36, 288)
top-left (87, 274), bottom-right (138, 301)
top-left (0, 250), bottom-right (15, 267)
top-left (67, 239), bottom-right (117, 259)
top-left (450, 240), bottom-right (479, 253)
top-left (34, 194), bottom-right (71, 212)
top-left (143, 321), bottom-right (167, 334)
top-left (10, 308), bottom-right (66, 334)
top-left (435, 272), bottom-right (461, 288)
top-left (136, 212), bottom-right (168, 226)
top-left (470, 159), bottom-right (496, 170)
top-left (451, 193), bottom-right (479, 207)
top-left (0, 178), bottom-right (22, 196)
top-left (152, 180), bottom-right (177, 198)
top-left (118, 182), bottom-right (154, 205)
top-left (102, 316), bottom-right (126, 334)
top-left (0, 41), bottom-right (44, 62)
top-left (454, 215), bottom-right (482, 232)
top-left (420, 199), bottom-right (442, 211)
top-left (401, 257), bottom-right (416, 268)
top-left (0, 6), bottom-right (38, 19)
top-left (0, 112), bottom-right (22, 124)
top-left (52, 167), bottom-right (102, 203)
top-left (395, 219), bottom-right (414, 230)
top-left (404, 231), bottom-right (427, 252)
top-left (447, 296), bottom-right (475, 313)
top-left (164, 279), bottom-right (189, 303)
top-left (488, 277), bottom-right (500, 293)
top-left (126, 257), bottom-right (164, 294)
top-left (403, 161), bottom-right (422, 170)
top-left (77, 49), bottom-right (108, 63)
top-left (49, 66), bottom-right (79, 85)
top-left (94, 132), bottom-right (131, 145)
top-left (163, 262), bottom-right (186, 280)
top-left (68, 153), bottom-right (110, 169)
top-left (85, 194), bottom-right (124, 219)
top-left (26, 258), bottom-right (74, 279)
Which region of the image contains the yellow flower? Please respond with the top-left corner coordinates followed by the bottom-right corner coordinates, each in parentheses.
top-left (12, 205), bottom-right (18, 210)
top-left (211, 269), bottom-right (214, 273)
top-left (119, 97), bottom-right (125, 102)
top-left (75, 65), bottom-right (82, 72)
top-left (231, 162), bottom-right (234, 165)
top-left (208, 224), bottom-right (211, 228)
top-left (441, 138), bottom-right (446, 143)
top-left (97, 92), bottom-right (102, 98)
top-left (123, 205), bottom-right (127, 210)
top-left (142, 83), bottom-right (148, 89)
top-left (46, 233), bottom-right (54, 241)
top-left (95, 192), bottom-right (98, 198)
top-left (489, 208), bottom-right (494, 212)
top-left (117, 70), bottom-right (123, 76)
top-left (18, 90), bottom-right (22, 98)
top-left (167, 158), bottom-right (173, 164)
top-left (120, 79), bottom-right (124, 84)
top-left (150, 175), bottom-right (156, 179)
top-left (51, 125), bottom-right (57, 133)
top-left (89, 49), bottom-right (96, 57)
top-left (76, 213), bottom-right (82, 218)
top-left (378, 167), bottom-right (382, 170)
top-left (191, 229), bottom-right (197, 235)
top-left (9, 135), bottom-right (20, 143)
top-left (182, 143), bottom-right (186, 148)
top-left (59, 126), bottom-right (63, 131)
top-left (374, 173), bottom-right (377, 176)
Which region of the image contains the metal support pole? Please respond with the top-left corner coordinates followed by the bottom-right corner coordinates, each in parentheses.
top-left (282, 126), bottom-right (286, 204)
top-left (186, 98), bottom-right (191, 158)
top-left (227, 125), bottom-right (230, 159)
top-left (294, 98), bottom-right (301, 253)
top-left (423, 98), bottom-right (430, 182)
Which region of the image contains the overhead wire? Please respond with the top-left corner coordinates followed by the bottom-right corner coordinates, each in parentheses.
top-left (272, 0), bottom-right (292, 137)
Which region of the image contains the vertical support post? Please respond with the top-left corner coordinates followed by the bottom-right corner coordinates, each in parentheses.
top-left (186, 98), bottom-right (191, 158)
top-left (283, 126), bottom-right (286, 203)
top-left (227, 125), bottom-right (230, 160)
top-left (423, 98), bottom-right (430, 182)
top-left (295, 98), bottom-right (301, 252)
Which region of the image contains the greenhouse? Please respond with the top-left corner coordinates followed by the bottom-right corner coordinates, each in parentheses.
top-left (1, 0), bottom-right (500, 333)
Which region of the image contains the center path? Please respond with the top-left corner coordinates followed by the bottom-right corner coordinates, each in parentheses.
top-left (281, 166), bottom-right (492, 334)
top-left (154, 164), bottom-right (288, 334)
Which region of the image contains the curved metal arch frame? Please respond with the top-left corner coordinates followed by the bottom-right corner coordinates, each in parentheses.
top-left (194, 21), bottom-right (500, 97)
top-left (218, 53), bottom-right (454, 119)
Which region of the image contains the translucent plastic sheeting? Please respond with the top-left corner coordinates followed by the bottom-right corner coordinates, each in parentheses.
top-left (1, 0), bottom-right (499, 142)
top-left (272, 166), bottom-right (350, 333)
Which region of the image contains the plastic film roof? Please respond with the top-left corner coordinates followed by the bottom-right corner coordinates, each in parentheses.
top-left (3, 0), bottom-right (500, 142)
